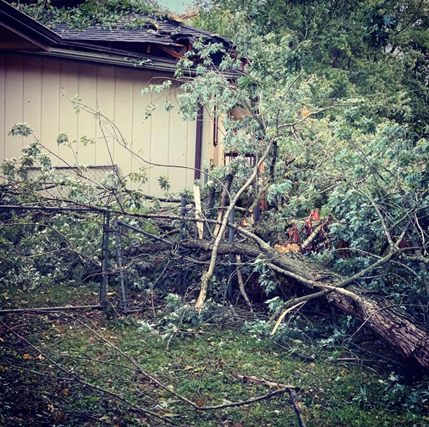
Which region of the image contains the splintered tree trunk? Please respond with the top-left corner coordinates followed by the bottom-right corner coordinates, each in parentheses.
top-left (181, 239), bottom-right (429, 368)
top-left (326, 282), bottom-right (429, 368)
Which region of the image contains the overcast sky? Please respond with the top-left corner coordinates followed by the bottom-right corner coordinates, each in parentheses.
top-left (157, 0), bottom-right (195, 14)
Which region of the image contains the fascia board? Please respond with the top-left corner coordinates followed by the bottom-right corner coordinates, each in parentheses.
top-left (0, 0), bottom-right (61, 48)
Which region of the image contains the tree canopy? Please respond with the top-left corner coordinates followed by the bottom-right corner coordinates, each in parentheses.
top-left (194, 0), bottom-right (429, 131)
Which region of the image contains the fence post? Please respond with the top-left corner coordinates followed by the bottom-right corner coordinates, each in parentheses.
top-left (114, 220), bottom-right (128, 313)
top-left (253, 203), bottom-right (260, 223)
top-left (100, 209), bottom-right (110, 307)
top-left (228, 207), bottom-right (235, 243)
top-left (227, 207), bottom-right (235, 301)
top-left (180, 193), bottom-right (187, 240)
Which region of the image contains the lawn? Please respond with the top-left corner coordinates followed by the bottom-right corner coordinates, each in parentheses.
top-left (0, 285), bottom-right (428, 426)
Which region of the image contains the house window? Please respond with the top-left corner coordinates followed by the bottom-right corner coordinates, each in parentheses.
top-left (223, 152), bottom-right (256, 167)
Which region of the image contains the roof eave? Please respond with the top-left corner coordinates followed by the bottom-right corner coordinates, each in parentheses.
top-left (0, 0), bottom-right (61, 51)
top-left (44, 47), bottom-right (181, 73)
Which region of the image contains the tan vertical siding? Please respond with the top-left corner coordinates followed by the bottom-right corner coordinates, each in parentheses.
top-left (186, 120), bottom-right (197, 185)
top-left (131, 69), bottom-right (152, 193)
top-left (23, 57), bottom-right (42, 143)
top-left (59, 60), bottom-right (79, 165)
top-left (4, 57), bottom-right (24, 158)
top-left (200, 106), bottom-right (214, 170)
top-left (168, 81), bottom-right (189, 191)
top-left (77, 63), bottom-right (97, 165)
top-left (213, 115), bottom-right (224, 167)
top-left (41, 59), bottom-right (60, 165)
top-left (149, 79), bottom-right (169, 195)
top-left (113, 67), bottom-right (134, 184)
top-left (0, 55), bottom-right (202, 196)
top-left (0, 57), bottom-right (5, 162)
top-left (95, 65), bottom-right (115, 167)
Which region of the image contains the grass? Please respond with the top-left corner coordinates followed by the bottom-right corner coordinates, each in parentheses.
top-left (0, 285), bottom-right (428, 426)
top-left (0, 281), bottom-right (100, 310)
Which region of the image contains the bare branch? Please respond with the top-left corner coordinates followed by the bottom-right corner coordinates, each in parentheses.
top-left (195, 137), bottom-right (276, 310)
top-left (0, 320), bottom-right (177, 426)
top-left (71, 315), bottom-right (300, 412)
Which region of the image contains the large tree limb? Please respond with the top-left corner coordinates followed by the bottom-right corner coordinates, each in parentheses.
top-left (195, 138), bottom-right (275, 310)
top-left (181, 239), bottom-right (429, 368)
top-left (230, 373), bottom-right (306, 427)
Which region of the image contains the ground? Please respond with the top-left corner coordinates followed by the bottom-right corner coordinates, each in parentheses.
top-left (0, 282), bottom-right (428, 426)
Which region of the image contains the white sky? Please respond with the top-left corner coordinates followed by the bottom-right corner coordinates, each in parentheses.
top-left (157, 0), bottom-right (195, 14)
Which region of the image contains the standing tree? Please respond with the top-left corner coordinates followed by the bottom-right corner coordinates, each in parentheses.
top-left (194, 0), bottom-right (429, 129)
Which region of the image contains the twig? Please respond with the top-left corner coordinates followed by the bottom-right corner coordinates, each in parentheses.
top-left (230, 372), bottom-right (296, 389)
top-left (230, 373), bottom-right (306, 426)
top-left (301, 220), bottom-right (327, 250)
top-left (270, 302), bottom-right (306, 335)
top-left (394, 0), bottom-right (424, 35)
top-left (6, 364), bottom-right (70, 381)
top-left (0, 320), bottom-right (177, 426)
top-left (196, 136), bottom-right (276, 310)
top-left (288, 388), bottom-right (307, 427)
top-left (196, 386), bottom-right (292, 410)
top-left (71, 315), bottom-right (301, 412)
top-left (58, 353), bottom-right (138, 373)
top-left (213, 172), bottom-right (234, 237)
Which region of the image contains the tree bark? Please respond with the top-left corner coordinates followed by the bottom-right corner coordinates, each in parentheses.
top-left (181, 239), bottom-right (429, 369)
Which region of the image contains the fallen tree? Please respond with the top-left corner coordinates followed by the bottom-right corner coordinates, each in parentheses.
top-left (2, 20), bottom-right (429, 372)
top-left (180, 238), bottom-right (429, 369)
top-left (165, 32), bottom-right (429, 369)
top-left (122, 226), bottom-right (429, 368)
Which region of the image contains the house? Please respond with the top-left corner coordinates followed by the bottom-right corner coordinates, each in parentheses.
top-left (0, 0), bottom-right (231, 196)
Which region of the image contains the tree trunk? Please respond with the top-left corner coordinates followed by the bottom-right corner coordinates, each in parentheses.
top-left (181, 239), bottom-right (429, 369)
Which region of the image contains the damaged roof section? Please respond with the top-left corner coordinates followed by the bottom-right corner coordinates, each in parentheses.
top-left (1, 0), bottom-right (232, 70)
top-left (51, 16), bottom-right (232, 48)
top-left (50, 14), bottom-right (233, 66)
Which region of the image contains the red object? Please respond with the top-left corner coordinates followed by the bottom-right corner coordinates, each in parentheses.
top-left (397, 237), bottom-right (411, 249)
top-left (305, 213), bottom-right (315, 250)
top-left (293, 223), bottom-right (299, 243)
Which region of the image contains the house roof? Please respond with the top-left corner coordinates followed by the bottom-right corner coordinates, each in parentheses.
top-left (0, 1), bottom-right (232, 70)
top-left (51, 16), bottom-right (232, 48)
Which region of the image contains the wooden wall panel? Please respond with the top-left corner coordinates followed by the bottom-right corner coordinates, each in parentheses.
top-left (0, 55), bottom-right (205, 196)
top-left (186, 120), bottom-right (197, 186)
top-left (200, 106), bottom-right (213, 169)
top-left (168, 81), bottom-right (188, 191)
top-left (131, 69), bottom-right (152, 192)
top-left (0, 57), bottom-right (5, 162)
top-left (95, 65), bottom-right (115, 168)
top-left (41, 58), bottom-right (60, 165)
top-left (4, 57), bottom-right (24, 159)
top-left (23, 57), bottom-right (42, 143)
top-left (59, 60), bottom-right (79, 165)
top-left (149, 82), bottom-right (170, 196)
top-left (77, 63), bottom-right (97, 165)
top-left (113, 67), bottom-right (133, 180)
top-left (215, 112), bottom-right (226, 166)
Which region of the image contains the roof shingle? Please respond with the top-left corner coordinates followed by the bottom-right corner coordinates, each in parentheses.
top-left (51, 15), bottom-right (232, 48)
